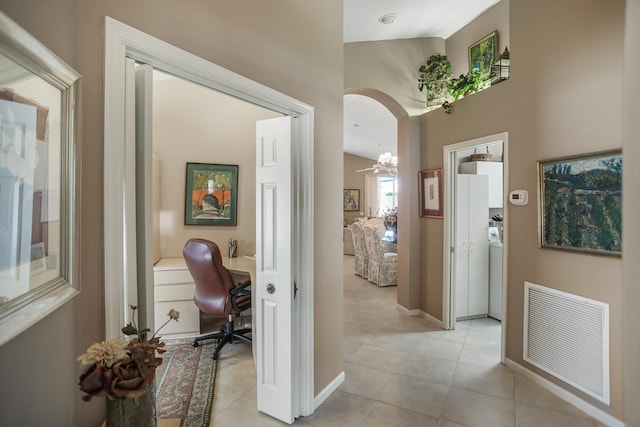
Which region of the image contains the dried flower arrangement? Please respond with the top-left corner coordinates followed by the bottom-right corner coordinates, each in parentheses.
top-left (77, 306), bottom-right (179, 401)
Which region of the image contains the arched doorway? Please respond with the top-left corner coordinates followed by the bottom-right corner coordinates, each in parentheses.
top-left (344, 88), bottom-right (421, 312)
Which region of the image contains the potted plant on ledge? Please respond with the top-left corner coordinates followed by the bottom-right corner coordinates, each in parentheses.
top-left (417, 54), bottom-right (452, 108)
top-left (448, 70), bottom-right (485, 101)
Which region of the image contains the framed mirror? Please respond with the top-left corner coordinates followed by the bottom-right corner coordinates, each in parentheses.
top-left (0, 11), bottom-right (81, 346)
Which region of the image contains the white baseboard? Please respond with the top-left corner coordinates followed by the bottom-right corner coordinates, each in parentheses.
top-left (396, 304), bottom-right (444, 328)
top-left (314, 371), bottom-right (345, 411)
top-left (505, 358), bottom-right (624, 427)
top-left (396, 303), bottom-right (420, 316)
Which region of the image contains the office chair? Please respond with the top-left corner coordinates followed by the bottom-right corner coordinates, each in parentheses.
top-left (183, 238), bottom-right (252, 360)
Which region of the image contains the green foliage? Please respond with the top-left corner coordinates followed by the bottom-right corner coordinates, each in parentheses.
top-left (542, 167), bottom-right (622, 252)
top-left (193, 171), bottom-right (231, 190)
top-left (417, 54), bottom-right (452, 106)
top-left (448, 71), bottom-right (485, 100)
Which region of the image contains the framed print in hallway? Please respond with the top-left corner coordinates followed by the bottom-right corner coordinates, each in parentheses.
top-left (185, 163), bottom-right (238, 225)
top-left (343, 189), bottom-right (360, 211)
top-left (419, 169), bottom-right (443, 218)
top-left (537, 150), bottom-right (622, 256)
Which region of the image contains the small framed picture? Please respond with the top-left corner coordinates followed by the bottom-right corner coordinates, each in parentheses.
top-left (419, 169), bottom-right (443, 218)
top-left (538, 150), bottom-right (622, 256)
top-left (343, 189), bottom-right (360, 211)
top-left (185, 162), bottom-right (239, 225)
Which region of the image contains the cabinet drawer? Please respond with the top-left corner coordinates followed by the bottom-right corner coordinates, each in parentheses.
top-left (153, 268), bottom-right (194, 285)
top-left (154, 300), bottom-right (199, 335)
top-left (155, 283), bottom-right (195, 302)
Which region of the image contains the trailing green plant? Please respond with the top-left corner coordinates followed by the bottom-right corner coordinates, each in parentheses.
top-left (448, 70), bottom-right (485, 100)
top-left (417, 54), bottom-right (452, 107)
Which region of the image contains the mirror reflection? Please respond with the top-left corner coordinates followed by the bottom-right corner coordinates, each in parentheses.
top-left (0, 52), bottom-right (62, 306)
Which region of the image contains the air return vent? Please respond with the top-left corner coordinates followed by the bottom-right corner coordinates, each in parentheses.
top-left (523, 282), bottom-right (609, 404)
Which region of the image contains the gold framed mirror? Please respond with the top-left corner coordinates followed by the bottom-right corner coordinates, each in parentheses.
top-left (0, 11), bottom-right (81, 346)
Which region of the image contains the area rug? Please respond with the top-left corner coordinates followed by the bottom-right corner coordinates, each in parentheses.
top-left (156, 339), bottom-right (218, 427)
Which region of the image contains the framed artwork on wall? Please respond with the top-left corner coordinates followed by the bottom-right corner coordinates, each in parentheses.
top-left (343, 189), bottom-right (360, 211)
top-left (537, 150), bottom-right (622, 256)
top-left (468, 30), bottom-right (498, 80)
top-left (185, 162), bottom-right (239, 225)
top-left (419, 169), bottom-right (443, 218)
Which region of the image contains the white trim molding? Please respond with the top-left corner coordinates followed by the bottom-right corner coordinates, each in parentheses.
top-left (505, 358), bottom-right (625, 427)
top-left (104, 16), bottom-right (315, 419)
top-left (314, 371), bottom-right (345, 411)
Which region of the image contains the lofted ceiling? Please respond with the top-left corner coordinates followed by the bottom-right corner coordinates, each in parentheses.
top-left (343, 0), bottom-right (500, 161)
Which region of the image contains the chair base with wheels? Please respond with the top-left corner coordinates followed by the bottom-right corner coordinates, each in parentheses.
top-left (191, 314), bottom-right (252, 360)
top-left (183, 238), bottom-right (253, 360)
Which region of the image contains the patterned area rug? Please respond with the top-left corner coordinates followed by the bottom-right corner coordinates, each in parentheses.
top-left (156, 339), bottom-right (217, 427)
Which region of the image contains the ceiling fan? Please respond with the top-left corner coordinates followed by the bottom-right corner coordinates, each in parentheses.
top-left (356, 152), bottom-right (398, 176)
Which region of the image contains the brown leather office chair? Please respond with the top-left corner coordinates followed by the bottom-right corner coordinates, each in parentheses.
top-left (183, 238), bottom-right (252, 360)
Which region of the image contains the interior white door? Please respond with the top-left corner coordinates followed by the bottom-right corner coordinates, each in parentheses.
top-left (0, 99), bottom-right (36, 297)
top-left (256, 116), bottom-right (294, 424)
top-left (467, 175), bottom-right (489, 316)
top-left (455, 174), bottom-right (470, 317)
top-left (133, 62), bottom-right (155, 331)
top-left (455, 174), bottom-right (489, 318)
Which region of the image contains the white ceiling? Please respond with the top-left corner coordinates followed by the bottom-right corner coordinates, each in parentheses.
top-left (344, 0), bottom-right (500, 43)
top-left (343, 0), bottom-right (500, 161)
top-left (344, 94), bottom-right (397, 161)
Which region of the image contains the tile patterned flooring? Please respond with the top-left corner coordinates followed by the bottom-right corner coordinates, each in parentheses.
top-left (207, 255), bottom-right (605, 426)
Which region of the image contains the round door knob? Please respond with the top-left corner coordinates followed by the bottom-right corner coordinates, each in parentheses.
top-left (266, 283), bottom-right (276, 294)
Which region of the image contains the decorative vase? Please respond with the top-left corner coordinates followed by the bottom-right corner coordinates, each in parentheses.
top-left (106, 380), bottom-right (156, 427)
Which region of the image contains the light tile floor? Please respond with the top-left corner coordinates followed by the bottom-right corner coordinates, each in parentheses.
top-left (208, 255), bottom-right (605, 426)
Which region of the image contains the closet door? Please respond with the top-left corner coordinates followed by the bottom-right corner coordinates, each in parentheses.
top-left (455, 175), bottom-right (470, 317)
top-left (455, 174), bottom-right (489, 318)
top-left (467, 175), bottom-right (489, 316)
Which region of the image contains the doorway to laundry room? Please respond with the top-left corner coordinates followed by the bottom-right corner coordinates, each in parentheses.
top-left (442, 133), bottom-right (508, 362)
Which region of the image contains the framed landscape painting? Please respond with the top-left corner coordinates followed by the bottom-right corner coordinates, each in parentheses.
top-left (537, 150), bottom-right (622, 256)
top-left (468, 31), bottom-right (497, 80)
top-left (185, 163), bottom-right (238, 225)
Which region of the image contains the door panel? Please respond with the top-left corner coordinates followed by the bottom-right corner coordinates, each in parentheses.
top-left (256, 116), bottom-right (293, 424)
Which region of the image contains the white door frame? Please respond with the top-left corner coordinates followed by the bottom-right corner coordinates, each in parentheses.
top-left (442, 132), bottom-right (508, 362)
top-left (103, 17), bottom-right (315, 417)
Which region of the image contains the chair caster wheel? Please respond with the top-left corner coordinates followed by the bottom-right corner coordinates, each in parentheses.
top-left (192, 340), bottom-right (199, 348)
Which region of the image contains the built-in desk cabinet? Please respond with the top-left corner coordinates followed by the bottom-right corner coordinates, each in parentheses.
top-left (152, 256), bottom-right (257, 339)
top-left (153, 257), bottom-right (200, 338)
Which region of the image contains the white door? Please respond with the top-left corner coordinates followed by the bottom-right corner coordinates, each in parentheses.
top-left (0, 99), bottom-right (36, 297)
top-left (455, 174), bottom-right (489, 318)
top-left (467, 175), bottom-right (489, 316)
top-left (454, 174), bottom-right (470, 317)
top-left (133, 61), bottom-right (155, 331)
top-left (256, 116), bottom-right (294, 423)
top-left (121, 59), bottom-right (155, 331)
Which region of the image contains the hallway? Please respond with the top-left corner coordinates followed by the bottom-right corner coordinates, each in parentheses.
top-left (209, 256), bottom-right (603, 426)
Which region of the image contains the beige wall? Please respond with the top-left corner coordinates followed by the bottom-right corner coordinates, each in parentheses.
top-left (422, 0), bottom-right (624, 417)
top-left (153, 78), bottom-right (280, 258)
top-left (0, 1), bottom-right (343, 425)
top-left (344, 38), bottom-right (445, 115)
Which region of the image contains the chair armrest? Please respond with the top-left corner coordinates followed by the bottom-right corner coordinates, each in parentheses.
top-left (230, 278), bottom-right (251, 312)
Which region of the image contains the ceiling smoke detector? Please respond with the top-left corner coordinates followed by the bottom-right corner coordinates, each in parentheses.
top-left (378, 13), bottom-right (397, 25)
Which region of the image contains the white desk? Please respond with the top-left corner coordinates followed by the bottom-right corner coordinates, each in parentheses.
top-left (153, 255), bottom-right (256, 340)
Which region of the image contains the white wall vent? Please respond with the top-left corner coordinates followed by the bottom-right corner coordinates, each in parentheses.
top-left (523, 281), bottom-right (609, 404)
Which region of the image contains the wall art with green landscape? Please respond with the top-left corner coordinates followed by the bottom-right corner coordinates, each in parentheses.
top-left (538, 150), bottom-right (622, 256)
